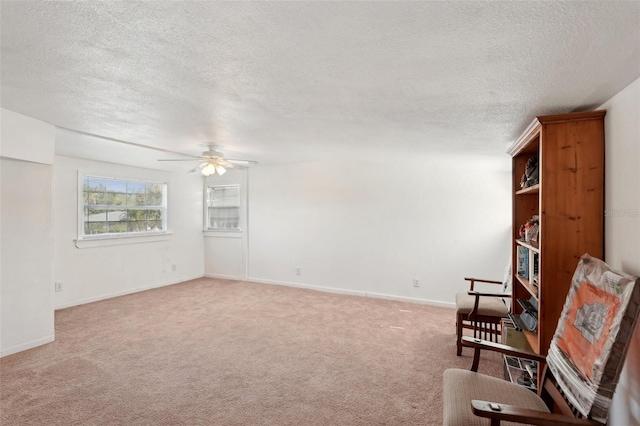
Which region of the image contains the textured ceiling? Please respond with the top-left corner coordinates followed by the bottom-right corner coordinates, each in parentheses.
top-left (1, 1), bottom-right (639, 167)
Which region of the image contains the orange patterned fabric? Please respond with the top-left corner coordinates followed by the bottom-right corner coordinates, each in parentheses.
top-left (556, 281), bottom-right (621, 379)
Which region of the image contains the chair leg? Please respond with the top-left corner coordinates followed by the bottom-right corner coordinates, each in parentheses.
top-left (456, 313), bottom-right (463, 356)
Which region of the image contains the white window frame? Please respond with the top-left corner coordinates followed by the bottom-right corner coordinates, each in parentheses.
top-left (205, 184), bottom-right (241, 232)
top-left (76, 171), bottom-right (170, 248)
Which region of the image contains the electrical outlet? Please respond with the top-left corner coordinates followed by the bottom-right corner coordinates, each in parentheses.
top-left (296, 267), bottom-right (302, 276)
top-left (412, 278), bottom-right (420, 287)
top-left (55, 282), bottom-right (63, 292)
top-left (172, 264), bottom-right (177, 272)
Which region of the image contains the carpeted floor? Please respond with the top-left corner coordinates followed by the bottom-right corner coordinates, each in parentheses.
top-left (1, 278), bottom-right (504, 425)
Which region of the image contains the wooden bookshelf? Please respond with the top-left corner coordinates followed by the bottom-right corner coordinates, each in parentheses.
top-left (507, 110), bottom-right (605, 357)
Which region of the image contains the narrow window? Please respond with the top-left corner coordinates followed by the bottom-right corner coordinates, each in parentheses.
top-left (206, 184), bottom-right (240, 230)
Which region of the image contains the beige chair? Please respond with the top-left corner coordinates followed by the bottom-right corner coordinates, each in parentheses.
top-left (456, 276), bottom-right (510, 356)
top-left (444, 254), bottom-right (640, 426)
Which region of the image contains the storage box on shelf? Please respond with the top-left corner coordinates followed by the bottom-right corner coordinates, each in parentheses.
top-left (507, 110), bottom-right (605, 363)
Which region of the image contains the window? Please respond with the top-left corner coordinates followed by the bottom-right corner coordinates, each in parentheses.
top-left (206, 184), bottom-right (240, 230)
top-left (81, 175), bottom-right (167, 238)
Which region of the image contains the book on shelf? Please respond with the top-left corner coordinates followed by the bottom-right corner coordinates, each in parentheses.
top-left (517, 246), bottom-right (529, 279)
top-left (531, 252), bottom-right (539, 286)
top-left (517, 297), bottom-right (538, 315)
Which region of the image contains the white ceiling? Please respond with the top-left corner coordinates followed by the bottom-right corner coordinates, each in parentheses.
top-left (1, 1), bottom-right (639, 168)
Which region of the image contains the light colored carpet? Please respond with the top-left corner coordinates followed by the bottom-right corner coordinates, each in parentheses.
top-left (1, 278), bottom-right (503, 425)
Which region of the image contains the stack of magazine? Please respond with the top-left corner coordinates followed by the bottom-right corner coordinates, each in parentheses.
top-left (502, 318), bottom-right (538, 392)
top-left (504, 355), bottom-right (538, 391)
top-left (507, 296), bottom-right (538, 332)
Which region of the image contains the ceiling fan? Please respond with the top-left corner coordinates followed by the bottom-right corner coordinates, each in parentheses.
top-left (158, 144), bottom-right (256, 176)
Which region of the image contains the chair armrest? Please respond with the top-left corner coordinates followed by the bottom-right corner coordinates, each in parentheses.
top-left (462, 337), bottom-right (546, 372)
top-left (466, 292), bottom-right (510, 320)
top-left (464, 277), bottom-right (503, 291)
top-left (468, 291), bottom-right (510, 298)
top-left (471, 400), bottom-right (601, 426)
top-left (465, 278), bottom-right (503, 284)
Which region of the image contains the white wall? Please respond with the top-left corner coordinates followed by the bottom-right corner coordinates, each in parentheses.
top-left (247, 155), bottom-right (511, 305)
top-left (53, 155), bottom-right (205, 309)
top-left (0, 109), bottom-right (56, 357)
top-left (0, 109), bottom-right (55, 164)
top-left (601, 77), bottom-right (640, 275)
top-left (1, 109), bottom-right (206, 356)
top-left (600, 78), bottom-right (640, 426)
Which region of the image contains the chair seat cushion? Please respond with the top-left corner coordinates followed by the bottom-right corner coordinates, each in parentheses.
top-left (455, 292), bottom-right (509, 317)
top-left (443, 369), bottom-right (550, 426)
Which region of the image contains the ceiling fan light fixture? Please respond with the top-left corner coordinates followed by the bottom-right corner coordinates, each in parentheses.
top-left (157, 144), bottom-right (254, 174)
top-left (215, 164), bottom-right (227, 175)
top-left (201, 162), bottom-right (217, 176)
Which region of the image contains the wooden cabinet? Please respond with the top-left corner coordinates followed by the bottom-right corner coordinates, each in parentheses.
top-left (507, 110), bottom-right (605, 356)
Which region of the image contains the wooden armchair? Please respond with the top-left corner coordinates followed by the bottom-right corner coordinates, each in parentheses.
top-left (456, 276), bottom-right (510, 355)
top-left (446, 338), bottom-right (599, 426)
top-left (444, 254), bottom-right (640, 425)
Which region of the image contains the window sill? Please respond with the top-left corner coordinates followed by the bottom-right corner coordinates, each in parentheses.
top-left (203, 230), bottom-right (242, 238)
top-left (75, 232), bottom-right (172, 249)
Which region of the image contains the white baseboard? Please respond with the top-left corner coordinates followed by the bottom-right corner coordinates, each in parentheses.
top-left (55, 274), bottom-right (455, 311)
top-left (363, 291), bottom-right (455, 308)
top-left (204, 273), bottom-right (246, 281)
top-left (54, 274), bottom-right (204, 310)
top-left (247, 277), bottom-right (455, 309)
top-left (1, 335), bottom-right (55, 358)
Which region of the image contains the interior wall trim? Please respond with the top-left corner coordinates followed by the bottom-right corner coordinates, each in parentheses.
top-left (204, 273), bottom-right (246, 281)
top-left (53, 273), bottom-right (204, 310)
top-left (247, 277), bottom-right (455, 309)
top-left (1, 335), bottom-right (55, 358)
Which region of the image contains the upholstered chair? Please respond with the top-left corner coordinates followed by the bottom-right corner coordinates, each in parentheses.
top-left (444, 254), bottom-right (640, 426)
top-left (455, 270), bottom-right (511, 355)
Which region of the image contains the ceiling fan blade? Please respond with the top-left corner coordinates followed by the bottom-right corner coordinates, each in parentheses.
top-left (158, 149), bottom-right (256, 174)
top-left (158, 158), bottom-right (206, 162)
top-left (226, 159), bottom-right (258, 164)
top-left (227, 162), bottom-right (248, 170)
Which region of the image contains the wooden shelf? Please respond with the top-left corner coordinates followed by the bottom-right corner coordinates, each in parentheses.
top-left (515, 184), bottom-right (539, 195)
top-left (516, 239), bottom-right (539, 253)
top-left (522, 330), bottom-right (540, 354)
top-left (515, 275), bottom-right (538, 300)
